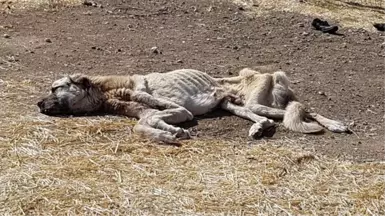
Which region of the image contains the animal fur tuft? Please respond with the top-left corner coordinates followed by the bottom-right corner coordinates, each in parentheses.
top-left (271, 71), bottom-right (296, 108)
top-left (283, 101), bottom-right (323, 133)
top-left (272, 71), bottom-right (290, 88)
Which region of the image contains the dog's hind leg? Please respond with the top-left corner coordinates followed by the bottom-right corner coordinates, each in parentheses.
top-left (242, 73), bottom-right (287, 119)
top-left (221, 100), bottom-right (275, 138)
top-left (307, 112), bottom-right (349, 133)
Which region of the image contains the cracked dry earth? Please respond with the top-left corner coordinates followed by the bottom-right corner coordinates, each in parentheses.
top-left (0, 0), bottom-right (384, 161)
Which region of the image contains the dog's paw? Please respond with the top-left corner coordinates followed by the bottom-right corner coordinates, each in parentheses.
top-left (327, 121), bottom-right (349, 133)
top-left (249, 123), bottom-right (264, 138)
top-left (248, 119), bottom-right (275, 138)
top-left (175, 128), bottom-right (191, 140)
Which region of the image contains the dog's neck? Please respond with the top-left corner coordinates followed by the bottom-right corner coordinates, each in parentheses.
top-left (89, 75), bottom-right (135, 92)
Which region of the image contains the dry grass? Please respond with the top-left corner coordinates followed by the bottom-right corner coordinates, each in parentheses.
top-left (1, 80), bottom-right (385, 215)
top-left (0, 0), bottom-right (384, 214)
top-left (232, 0), bottom-right (384, 31)
top-left (0, 0), bottom-right (82, 10)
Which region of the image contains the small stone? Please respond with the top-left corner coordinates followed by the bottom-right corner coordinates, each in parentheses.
top-left (45, 38), bottom-right (52, 43)
top-left (83, 0), bottom-right (97, 7)
top-left (318, 91), bottom-right (326, 96)
top-left (176, 59), bottom-right (183, 63)
top-left (151, 46), bottom-right (161, 54)
top-left (3, 34), bottom-right (10, 38)
top-left (302, 32), bottom-right (309, 36)
top-left (298, 23), bottom-right (304, 27)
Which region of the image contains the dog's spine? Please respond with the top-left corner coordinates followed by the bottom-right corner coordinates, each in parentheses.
top-left (283, 101), bottom-right (324, 133)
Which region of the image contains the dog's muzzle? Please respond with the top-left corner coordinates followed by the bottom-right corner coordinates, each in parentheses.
top-left (37, 96), bottom-right (66, 116)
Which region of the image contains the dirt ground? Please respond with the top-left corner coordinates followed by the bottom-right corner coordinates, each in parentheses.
top-left (0, 0), bottom-right (384, 161)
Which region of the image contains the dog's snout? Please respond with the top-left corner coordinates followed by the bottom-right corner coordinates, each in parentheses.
top-left (37, 100), bottom-right (43, 108)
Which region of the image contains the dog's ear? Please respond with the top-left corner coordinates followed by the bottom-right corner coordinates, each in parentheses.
top-left (78, 76), bottom-right (92, 89)
top-left (70, 75), bottom-right (92, 89)
top-left (67, 75), bottom-right (75, 83)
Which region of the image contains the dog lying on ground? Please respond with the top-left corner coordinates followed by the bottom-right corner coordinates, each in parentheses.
top-left (37, 68), bottom-right (349, 143)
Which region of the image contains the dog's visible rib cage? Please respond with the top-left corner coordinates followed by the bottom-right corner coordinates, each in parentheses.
top-left (38, 68), bottom-right (349, 143)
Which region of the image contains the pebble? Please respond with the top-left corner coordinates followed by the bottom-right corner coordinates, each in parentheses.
top-left (3, 34), bottom-right (10, 38)
top-left (151, 46), bottom-right (161, 54)
top-left (45, 38), bottom-right (52, 43)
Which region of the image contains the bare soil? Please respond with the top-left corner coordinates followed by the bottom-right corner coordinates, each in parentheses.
top-left (0, 0), bottom-right (384, 161)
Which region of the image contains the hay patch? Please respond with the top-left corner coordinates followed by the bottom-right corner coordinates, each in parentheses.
top-left (0, 115), bottom-right (384, 215)
top-left (1, 76), bottom-right (384, 215)
top-left (0, 0), bottom-right (82, 11)
top-left (232, 0), bottom-right (384, 31)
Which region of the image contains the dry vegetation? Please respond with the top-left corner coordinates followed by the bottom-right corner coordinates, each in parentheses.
top-left (1, 79), bottom-right (385, 215)
top-left (0, 0), bottom-right (82, 10)
top-left (233, 0), bottom-right (384, 30)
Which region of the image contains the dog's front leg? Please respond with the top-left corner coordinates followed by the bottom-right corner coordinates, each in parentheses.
top-left (130, 91), bottom-right (182, 110)
top-left (104, 99), bottom-right (192, 143)
top-left (140, 107), bottom-right (193, 140)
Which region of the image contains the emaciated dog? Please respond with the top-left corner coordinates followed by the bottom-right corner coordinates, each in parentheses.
top-left (37, 68), bottom-right (349, 143)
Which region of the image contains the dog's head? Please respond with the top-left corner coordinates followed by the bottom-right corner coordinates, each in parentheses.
top-left (37, 74), bottom-right (105, 116)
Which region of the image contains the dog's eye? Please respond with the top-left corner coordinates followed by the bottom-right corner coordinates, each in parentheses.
top-left (51, 87), bottom-right (59, 92)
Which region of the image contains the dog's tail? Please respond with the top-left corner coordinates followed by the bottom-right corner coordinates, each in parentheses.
top-left (283, 101), bottom-right (323, 133)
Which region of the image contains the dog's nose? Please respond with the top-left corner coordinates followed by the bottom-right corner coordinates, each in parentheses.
top-left (37, 100), bottom-right (43, 108)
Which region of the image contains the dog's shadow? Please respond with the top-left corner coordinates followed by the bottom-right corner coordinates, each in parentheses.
top-left (46, 109), bottom-right (329, 140)
top-left (176, 109), bottom-right (233, 129)
top-left (177, 109), bottom-right (279, 138)
top-left (52, 109), bottom-right (282, 139)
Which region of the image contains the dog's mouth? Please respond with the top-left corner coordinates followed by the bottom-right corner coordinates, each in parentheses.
top-left (37, 97), bottom-right (70, 116)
